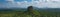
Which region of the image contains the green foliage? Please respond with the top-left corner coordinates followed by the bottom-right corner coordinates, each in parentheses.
top-left (0, 10), bottom-right (60, 17)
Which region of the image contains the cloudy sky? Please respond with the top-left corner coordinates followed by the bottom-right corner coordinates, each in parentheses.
top-left (0, 0), bottom-right (60, 8)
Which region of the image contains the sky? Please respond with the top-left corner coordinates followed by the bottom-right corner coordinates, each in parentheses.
top-left (0, 0), bottom-right (60, 8)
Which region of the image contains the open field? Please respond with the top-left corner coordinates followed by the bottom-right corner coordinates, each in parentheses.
top-left (0, 10), bottom-right (60, 17)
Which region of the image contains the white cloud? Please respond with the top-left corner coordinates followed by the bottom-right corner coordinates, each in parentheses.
top-left (5, 0), bottom-right (14, 1)
top-left (31, 0), bottom-right (60, 8)
top-left (10, 0), bottom-right (60, 8)
top-left (47, 0), bottom-right (60, 2)
top-left (1, 0), bottom-right (60, 8)
top-left (51, 0), bottom-right (60, 1)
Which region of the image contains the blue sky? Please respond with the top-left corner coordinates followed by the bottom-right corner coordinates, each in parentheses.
top-left (15, 0), bottom-right (32, 2)
top-left (0, 0), bottom-right (32, 2)
top-left (0, 0), bottom-right (60, 8)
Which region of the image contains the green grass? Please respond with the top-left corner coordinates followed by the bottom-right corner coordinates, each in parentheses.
top-left (0, 11), bottom-right (60, 17)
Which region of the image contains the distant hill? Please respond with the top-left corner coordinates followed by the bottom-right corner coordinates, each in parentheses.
top-left (0, 7), bottom-right (27, 11)
top-left (38, 8), bottom-right (60, 12)
top-left (0, 7), bottom-right (60, 12)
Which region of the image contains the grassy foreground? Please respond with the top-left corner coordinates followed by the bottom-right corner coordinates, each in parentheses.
top-left (0, 10), bottom-right (60, 17)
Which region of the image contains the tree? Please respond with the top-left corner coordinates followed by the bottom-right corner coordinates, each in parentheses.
top-left (17, 6), bottom-right (40, 17)
top-left (25, 6), bottom-right (40, 17)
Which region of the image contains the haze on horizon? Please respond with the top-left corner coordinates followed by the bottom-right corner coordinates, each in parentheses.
top-left (0, 0), bottom-right (60, 8)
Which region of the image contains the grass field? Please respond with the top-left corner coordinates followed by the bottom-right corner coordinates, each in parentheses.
top-left (0, 10), bottom-right (60, 17)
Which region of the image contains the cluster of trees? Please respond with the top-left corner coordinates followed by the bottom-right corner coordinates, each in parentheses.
top-left (16, 6), bottom-right (40, 17)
